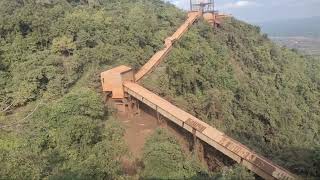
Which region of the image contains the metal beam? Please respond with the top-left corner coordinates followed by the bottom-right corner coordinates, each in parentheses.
top-left (123, 82), bottom-right (297, 180)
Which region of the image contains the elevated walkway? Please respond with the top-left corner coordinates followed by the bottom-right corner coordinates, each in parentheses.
top-left (124, 81), bottom-right (296, 180)
top-left (134, 11), bottom-right (201, 82)
top-left (100, 11), bottom-right (297, 179)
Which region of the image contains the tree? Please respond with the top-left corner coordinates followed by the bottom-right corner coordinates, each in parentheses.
top-left (141, 129), bottom-right (207, 179)
top-left (215, 165), bottom-right (255, 180)
top-left (0, 89), bottom-right (127, 179)
top-left (142, 17), bottom-right (320, 178)
top-left (0, 0), bottom-right (190, 179)
top-left (52, 36), bottom-right (76, 56)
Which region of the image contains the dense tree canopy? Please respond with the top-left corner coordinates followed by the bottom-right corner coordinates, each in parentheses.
top-left (0, 89), bottom-right (127, 179)
top-left (0, 0), bottom-right (185, 108)
top-left (141, 129), bottom-right (255, 180)
top-left (143, 18), bottom-right (320, 178)
top-left (141, 129), bottom-right (206, 179)
top-left (1, 0), bottom-right (319, 179)
top-left (0, 0), bottom-right (187, 179)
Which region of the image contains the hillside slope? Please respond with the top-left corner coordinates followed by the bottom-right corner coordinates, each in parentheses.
top-left (0, 0), bottom-right (184, 108)
top-left (0, 0), bottom-right (187, 179)
top-left (1, 0), bottom-right (319, 179)
top-left (143, 18), bottom-right (320, 177)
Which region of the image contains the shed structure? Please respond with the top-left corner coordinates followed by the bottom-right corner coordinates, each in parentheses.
top-left (100, 65), bottom-right (134, 99)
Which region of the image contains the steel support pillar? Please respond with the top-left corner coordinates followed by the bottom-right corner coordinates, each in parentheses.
top-left (192, 128), bottom-right (205, 163)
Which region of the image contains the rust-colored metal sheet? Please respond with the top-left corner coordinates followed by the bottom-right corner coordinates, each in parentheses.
top-left (103, 10), bottom-right (294, 180)
top-left (123, 81), bottom-right (296, 180)
top-left (203, 12), bottom-right (215, 23)
top-left (101, 65), bottom-right (133, 99)
top-left (185, 118), bottom-right (206, 132)
top-left (134, 11), bottom-right (201, 82)
top-left (203, 12), bottom-right (230, 26)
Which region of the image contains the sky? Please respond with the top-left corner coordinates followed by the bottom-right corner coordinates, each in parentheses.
top-left (166, 0), bottom-right (320, 23)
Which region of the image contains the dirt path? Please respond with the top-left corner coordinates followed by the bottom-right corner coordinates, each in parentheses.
top-left (117, 108), bottom-right (158, 158)
top-left (116, 104), bottom-right (217, 177)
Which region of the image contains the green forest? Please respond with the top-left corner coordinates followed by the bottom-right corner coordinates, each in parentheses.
top-left (143, 16), bottom-right (320, 178)
top-left (0, 0), bottom-right (319, 179)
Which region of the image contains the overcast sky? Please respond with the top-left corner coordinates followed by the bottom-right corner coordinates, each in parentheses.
top-left (166, 0), bottom-right (320, 23)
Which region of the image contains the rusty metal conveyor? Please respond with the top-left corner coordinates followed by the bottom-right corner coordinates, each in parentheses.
top-left (134, 12), bottom-right (201, 82)
top-left (123, 81), bottom-right (296, 180)
top-left (101, 9), bottom-right (297, 179)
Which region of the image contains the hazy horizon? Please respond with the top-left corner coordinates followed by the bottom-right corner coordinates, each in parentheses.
top-left (166, 0), bottom-right (320, 23)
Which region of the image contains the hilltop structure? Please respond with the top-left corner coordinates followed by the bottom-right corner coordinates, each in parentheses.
top-left (190, 0), bottom-right (215, 12)
top-left (100, 2), bottom-right (296, 179)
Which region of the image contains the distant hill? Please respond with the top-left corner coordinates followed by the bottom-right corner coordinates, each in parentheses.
top-left (259, 16), bottom-right (320, 38)
top-left (271, 36), bottom-right (320, 56)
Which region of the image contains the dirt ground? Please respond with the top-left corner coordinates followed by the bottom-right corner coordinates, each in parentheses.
top-left (117, 107), bottom-right (159, 158)
top-left (117, 103), bottom-right (193, 159)
top-left (116, 103), bottom-right (229, 177)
